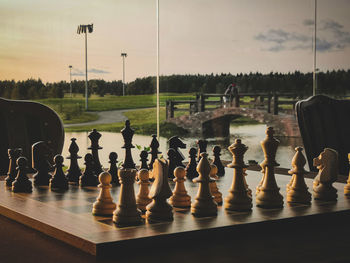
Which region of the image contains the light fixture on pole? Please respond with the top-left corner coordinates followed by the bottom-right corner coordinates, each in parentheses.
top-left (69, 65), bottom-right (73, 98)
top-left (77, 23), bottom-right (94, 110)
top-left (121, 52), bottom-right (127, 96)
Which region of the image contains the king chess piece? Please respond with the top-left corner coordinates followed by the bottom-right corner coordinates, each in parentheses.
top-left (121, 120), bottom-right (136, 169)
top-left (212, 145), bottom-right (225, 177)
top-left (12, 157), bottom-right (32, 193)
top-left (66, 138), bottom-right (82, 184)
top-left (185, 147), bottom-right (198, 180)
top-left (256, 127), bottom-right (284, 208)
top-left (225, 139), bottom-right (252, 211)
top-left (140, 150), bottom-right (149, 170)
top-left (5, 148), bottom-right (22, 187)
top-left (209, 165), bottom-right (223, 205)
top-left (32, 141), bottom-right (52, 187)
top-left (286, 147), bottom-right (311, 204)
top-left (146, 159), bottom-right (174, 222)
top-left (50, 155), bottom-right (69, 190)
top-left (197, 139), bottom-right (207, 162)
top-left (107, 152), bottom-right (119, 186)
top-left (170, 167), bottom-right (191, 208)
top-left (191, 153), bottom-right (218, 217)
top-left (92, 171), bottom-right (116, 216)
top-left (80, 153), bottom-right (98, 187)
top-left (88, 129), bottom-right (103, 175)
top-left (313, 148), bottom-right (338, 201)
top-left (344, 154), bottom-right (350, 196)
top-left (136, 169), bottom-right (152, 212)
top-left (113, 168), bottom-right (143, 226)
top-left (149, 134), bottom-right (161, 170)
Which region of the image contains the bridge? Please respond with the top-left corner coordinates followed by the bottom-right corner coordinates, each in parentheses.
top-left (165, 93), bottom-right (301, 137)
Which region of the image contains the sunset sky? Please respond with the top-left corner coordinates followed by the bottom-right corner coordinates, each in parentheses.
top-left (1, 0), bottom-right (349, 83)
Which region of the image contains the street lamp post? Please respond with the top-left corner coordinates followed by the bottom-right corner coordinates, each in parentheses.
top-left (77, 23), bottom-right (93, 110)
top-left (121, 53), bottom-right (127, 96)
top-left (69, 65), bottom-right (73, 98)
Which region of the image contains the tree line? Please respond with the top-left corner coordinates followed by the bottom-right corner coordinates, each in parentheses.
top-left (1, 70), bottom-right (349, 100)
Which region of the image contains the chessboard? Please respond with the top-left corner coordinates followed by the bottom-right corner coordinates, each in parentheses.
top-left (0, 168), bottom-right (349, 257)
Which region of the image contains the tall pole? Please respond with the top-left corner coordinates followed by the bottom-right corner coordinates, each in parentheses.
top-left (121, 53), bottom-right (127, 96)
top-left (69, 65), bottom-right (72, 98)
top-left (156, 0), bottom-right (160, 140)
top-left (313, 0), bottom-right (317, 96)
top-left (85, 31), bottom-right (89, 110)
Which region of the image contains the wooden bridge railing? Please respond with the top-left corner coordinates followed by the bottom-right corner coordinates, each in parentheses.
top-left (166, 92), bottom-right (298, 120)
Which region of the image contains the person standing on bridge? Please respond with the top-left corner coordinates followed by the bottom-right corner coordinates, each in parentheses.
top-left (224, 83), bottom-right (238, 107)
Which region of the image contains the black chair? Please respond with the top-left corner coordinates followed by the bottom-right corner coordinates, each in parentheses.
top-left (295, 95), bottom-right (350, 175)
top-left (0, 97), bottom-right (64, 175)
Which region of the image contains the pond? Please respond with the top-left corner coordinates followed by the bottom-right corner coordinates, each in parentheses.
top-left (63, 123), bottom-right (304, 170)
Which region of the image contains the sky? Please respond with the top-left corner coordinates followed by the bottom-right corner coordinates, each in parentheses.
top-left (0, 0), bottom-right (350, 83)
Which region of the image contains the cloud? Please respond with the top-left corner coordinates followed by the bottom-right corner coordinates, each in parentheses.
top-left (89, 68), bottom-right (110, 74)
top-left (255, 19), bottom-right (350, 53)
top-left (71, 68), bottom-right (110, 76)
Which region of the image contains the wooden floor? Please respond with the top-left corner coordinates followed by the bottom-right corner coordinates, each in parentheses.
top-left (0, 168), bottom-right (349, 258)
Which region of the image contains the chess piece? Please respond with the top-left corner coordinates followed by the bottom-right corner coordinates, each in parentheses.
top-left (185, 148), bottom-right (198, 180)
top-left (107, 152), bottom-right (119, 186)
top-left (197, 139), bottom-right (207, 161)
top-left (149, 134), bottom-right (161, 170)
top-left (344, 154), bottom-right (350, 196)
top-left (243, 168), bottom-right (252, 198)
top-left (50, 155), bottom-right (69, 190)
top-left (167, 148), bottom-right (179, 179)
top-left (32, 141), bottom-right (52, 186)
top-left (286, 147), bottom-right (311, 204)
top-left (92, 171), bottom-right (117, 216)
top-left (212, 146), bottom-right (225, 176)
top-left (5, 148), bottom-right (22, 187)
top-left (88, 129), bottom-right (103, 175)
top-left (168, 136), bottom-right (186, 165)
top-left (170, 167), bottom-right (191, 208)
top-left (12, 157), bottom-right (32, 193)
top-left (66, 138), bottom-right (82, 184)
top-left (140, 150), bottom-right (149, 170)
top-left (136, 169), bottom-right (152, 212)
top-left (113, 168), bottom-right (143, 226)
top-left (121, 120), bottom-right (136, 169)
top-left (225, 139), bottom-right (252, 211)
top-left (191, 153), bottom-right (218, 217)
top-left (146, 159), bottom-right (174, 222)
top-left (209, 165), bottom-right (223, 205)
top-left (80, 153), bottom-right (98, 187)
top-left (313, 148), bottom-right (338, 201)
top-left (256, 127), bottom-right (284, 208)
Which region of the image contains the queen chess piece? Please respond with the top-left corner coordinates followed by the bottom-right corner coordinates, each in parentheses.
top-left (149, 134), bottom-right (161, 170)
top-left (66, 138), bottom-right (82, 184)
top-left (88, 129), bottom-right (103, 175)
top-left (121, 120), bottom-right (136, 169)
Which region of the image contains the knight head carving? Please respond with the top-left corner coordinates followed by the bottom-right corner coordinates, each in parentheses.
top-left (32, 141), bottom-right (51, 170)
top-left (313, 148), bottom-right (338, 183)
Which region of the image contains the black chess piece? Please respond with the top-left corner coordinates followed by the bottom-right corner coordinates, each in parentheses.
top-left (168, 148), bottom-right (186, 179)
top-left (88, 129), bottom-right (103, 176)
top-left (121, 120), bottom-right (136, 169)
top-left (5, 148), bottom-right (22, 187)
top-left (197, 139), bottom-right (208, 161)
top-left (212, 146), bottom-right (225, 176)
top-left (140, 150), bottom-right (149, 170)
top-left (185, 147), bottom-right (198, 179)
top-left (149, 134), bottom-right (161, 170)
top-left (32, 141), bottom-right (52, 186)
top-left (50, 155), bottom-right (69, 190)
top-left (168, 136), bottom-right (186, 165)
top-left (66, 138), bottom-right (82, 184)
top-left (108, 152), bottom-right (120, 186)
top-left (12, 157), bottom-right (32, 193)
top-left (80, 153), bottom-right (98, 187)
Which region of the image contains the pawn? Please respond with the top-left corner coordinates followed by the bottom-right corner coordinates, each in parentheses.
top-left (5, 148), bottom-right (22, 187)
top-left (50, 155), bottom-right (69, 190)
top-left (136, 169), bottom-right (152, 212)
top-left (92, 171), bottom-right (116, 216)
top-left (107, 152), bottom-right (119, 186)
top-left (225, 139), bottom-right (252, 211)
top-left (170, 167), bottom-right (191, 208)
top-left (185, 148), bottom-right (198, 180)
top-left (286, 147), bottom-right (311, 204)
top-left (191, 153), bottom-right (218, 217)
top-left (344, 154), bottom-right (350, 196)
top-left (149, 134), bottom-right (161, 170)
top-left (209, 165), bottom-right (223, 205)
top-left (197, 139), bottom-right (208, 161)
top-left (139, 150), bottom-right (149, 170)
top-left (212, 146), bottom-right (225, 177)
top-left (80, 154), bottom-right (98, 187)
top-left (12, 157), bottom-right (32, 193)
top-left (66, 138), bottom-right (82, 184)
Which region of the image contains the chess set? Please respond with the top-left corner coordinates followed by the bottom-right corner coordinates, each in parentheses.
top-left (1, 120), bottom-right (350, 256)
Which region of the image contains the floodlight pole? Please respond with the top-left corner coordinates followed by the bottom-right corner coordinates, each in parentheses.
top-left (313, 0), bottom-right (317, 96)
top-left (121, 53), bottom-right (127, 96)
top-left (85, 30), bottom-right (88, 109)
top-left (69, 65), bottom-right (72, 98)
top-left (156, 0), bottom-right (160, 140)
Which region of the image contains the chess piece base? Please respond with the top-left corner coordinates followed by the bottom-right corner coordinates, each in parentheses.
top-left (137, 197), bottom-right (152, 212)
top-left (287, 188), bottom-right (311, 204)
top-left (256, 189), bottom-right (284, 208)
top-left (12, 180), bottom-right (32, 193)
top-left (93, 200), bottom-right (116, 216)
top-left (170, 194), bottom-right (191, 208)
top-left (191, 199), bottom-right (218, 217)
top-left (79, 175), bottom-right (98, 187)
top-left (33, 172), bottom-right (51, 186)
top-left (225, 192), bottom-right (252, 211)
top-left (146, 200), bottom-right (174, 222)
top-left (50, 178), bottom-right (69, 190)
top-left (313, 183), bottom-right (338, 201)
top-left (113, 206), bottom-right (143, 226)
top-left (344, 184), bottom-right (350, 196)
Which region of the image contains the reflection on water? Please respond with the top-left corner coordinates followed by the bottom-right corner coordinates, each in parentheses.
top-left (63, 124), bottom-right (303, 170)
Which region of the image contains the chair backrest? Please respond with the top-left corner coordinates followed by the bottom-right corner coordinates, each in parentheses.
top-left (295, 95), bottom-right (350, 175)
top-left (0, 97), bottom-right (64, 174)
